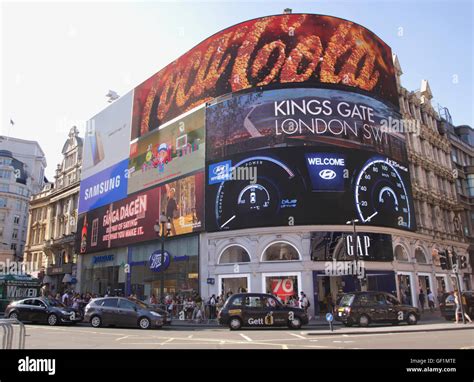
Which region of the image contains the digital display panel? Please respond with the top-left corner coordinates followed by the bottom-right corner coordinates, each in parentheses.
top-left (77, 171), bottom-right (204, 254)
top-left (310, 231), bottom-right (394, 262)
top-left (128, 106), bottom-right (205, 194)
top-left (205, 147), bottom-right (415, 232)
top-left (79, 91), bottom-right (133, 213)
top-left (206, 87), bottom-right (406, 162)
top-left (132, 13), bottom-right (398, 140)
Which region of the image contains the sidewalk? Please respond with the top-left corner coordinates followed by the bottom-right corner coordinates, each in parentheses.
top-left (168, 310), bottom-right (465, 333)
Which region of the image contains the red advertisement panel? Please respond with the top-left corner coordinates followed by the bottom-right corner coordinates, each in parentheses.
top-left (131, 13), bottom-right (398, 140)
top-left (77, 172), bottom-right (204, 254)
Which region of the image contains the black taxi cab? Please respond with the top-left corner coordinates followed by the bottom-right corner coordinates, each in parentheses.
top-left (334, 291), bottom-right (420, 327)
top-left (217, 293), bottom-right (308, 330)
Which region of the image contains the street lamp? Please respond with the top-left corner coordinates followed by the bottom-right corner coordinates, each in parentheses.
top-left (346, 219), bottom-right (360, 291)
top-left (154, 212), bottom-right (171, 304)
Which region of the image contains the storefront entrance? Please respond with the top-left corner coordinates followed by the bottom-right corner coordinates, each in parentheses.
top-left (218, 274), bottom-right (250, 296)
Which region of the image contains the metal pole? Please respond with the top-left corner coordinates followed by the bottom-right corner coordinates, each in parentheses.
top-left (352, 220), bottom-right (359, 292)
top-left (450, 248), bottom-right (466, 324)
top-left (160, 220), bottom-right (165, 304)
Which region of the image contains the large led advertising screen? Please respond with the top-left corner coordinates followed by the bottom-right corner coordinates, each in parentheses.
top-left (206, 87), bottom-right (407, 162)
top-left (131, 13), bottom-right (398, 140)
top-left (206, 146), bottom-right (414, 232)
top-left (79, 91), bottom-right (133, 214)
top-left (77, 171), bottom-right (204, 254)
top-left (127, 106), bottom-right (205, 195)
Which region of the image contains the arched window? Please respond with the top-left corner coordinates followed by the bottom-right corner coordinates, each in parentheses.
top-left (394, 245), bottom-right (409, 262)
top-left (262, 242), bottom-right (300, 262)
top-left (415, 247), bottom-right (428, 264)
top-left (218, 245), bottom-right (251, 264)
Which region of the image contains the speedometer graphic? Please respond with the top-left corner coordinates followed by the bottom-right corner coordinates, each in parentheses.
top-left (355, 159), bottom-right (411, 229)
top-left (213, 156), bottom-right (305, 230)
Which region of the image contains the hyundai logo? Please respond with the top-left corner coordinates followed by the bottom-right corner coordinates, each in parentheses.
top-left (319, 169), bottom-right (336, 180)
top-left (213, 165), bottom-right (228, 176)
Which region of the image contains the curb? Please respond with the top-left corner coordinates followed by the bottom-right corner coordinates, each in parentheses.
top-left (304, 324), bottom-right (474, 336)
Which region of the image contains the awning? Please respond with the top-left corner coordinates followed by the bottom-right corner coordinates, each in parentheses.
top-left (62, 274), bottom-right (73, 283)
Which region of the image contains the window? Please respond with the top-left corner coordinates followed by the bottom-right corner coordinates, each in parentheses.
top-left (244, 296), bottom-right (263, 308)
top-left (415, 248), bottom-right (427, 264)
top-left (11, 243), bottom-right (17, 251)
top-left (262, 242), bottom-right (300, 261)
top-left (0, 212), bottom-right (5, 222)
top-left (0, 184), bottom-right (8, 192)
top-left (230, 296), bottom-right (243, 307)
top-left (395, 245), bottom-right (409, 262)
top-left (467, 175), bottom-right (474, 197)
top-left (0, 170), bottom-right (11, 179)
top-left (13, 215), bottom-right (20, 225)
top-left (219, 245), bottom-right (250, 264)
top-left (0, 197), bottom-right (7, 208)
top-left (100, 298), bottom-right (118, 308)
top-left (0, 158), bottom-right (12, 165)
top-left (451, 149), bottom-right (458, 164)
top-left (118, 299), bottom-right (136, 310)
top-left (12, 229), bottom-right (18, 240)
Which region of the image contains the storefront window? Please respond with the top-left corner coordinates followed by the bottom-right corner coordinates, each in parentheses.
top-left (129, 235), bottom-right (199, 301)
top-left (264, 274), bottom-right (299, 304)
top-left (262, 242), bottom-right (300, 261)
top-left (220, 276), bottom-right (249, 296)
top-left (219, 245), bottom-right (250, 264)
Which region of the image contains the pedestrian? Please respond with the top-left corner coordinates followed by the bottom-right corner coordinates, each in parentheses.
top-left (149, 294), bottom-right (157, 305)
top-left (405, 289), bottom-right (412, 306)
top-left (325, 293), bottom-right (333, 313)
top-left (62, 290), bottom-right (69, 306)
top-left (208, 294), bottom-right (217, 319)
top-left (418, 290), bottom-right (426, 312)
top-left (299, 291), bottom-right (310, 314)
top-left (427, 289), bottom-right (435, 312)
top-left (454, 290), bottom-right (473, 324)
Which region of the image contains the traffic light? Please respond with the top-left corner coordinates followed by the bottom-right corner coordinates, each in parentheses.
top-left (439, 251), bottom-right (449, 270)
top-left (460, 255), bottom-right (468, 269)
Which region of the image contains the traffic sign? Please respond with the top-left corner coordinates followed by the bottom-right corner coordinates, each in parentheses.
top-left (326, 313), bottom-right (334, 322)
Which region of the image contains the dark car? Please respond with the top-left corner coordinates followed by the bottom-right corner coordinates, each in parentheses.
top-left (5, 297), bottom-right (83, 326)
top-left (217, 293), bottom-right (309, 330)
top-left (84, 297), bottom-right (164, 329)
top-left (439, 291), bottom-right (474, 321)
top-left (334, 291), bottom-right (420, 327)
top-left (142, 303), bottom-right (172, 325)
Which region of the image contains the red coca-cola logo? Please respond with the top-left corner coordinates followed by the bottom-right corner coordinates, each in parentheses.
top-left (132, 14), bottom-right (397, 139)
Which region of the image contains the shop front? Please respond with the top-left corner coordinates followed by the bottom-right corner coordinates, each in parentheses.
top-left (45, 263), bottom-right (73, 294)
top-left (127, 235), bottom-right (199, 301)
top-left (80, 248), bottom-right (127, 296)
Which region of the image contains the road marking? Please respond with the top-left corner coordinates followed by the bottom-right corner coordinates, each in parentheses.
top-left (162, 338), bottom-right (174, 344)
top-left (288, 332), bottom-right (306, 339)
top-left (116, 335), bottom-right (131, 341)
top-left (282, 345), bottom-right (289, 349)
top-left (187, 335), bottom-right (193, 339)
top-left (239, 333), bottom-right (253, 342)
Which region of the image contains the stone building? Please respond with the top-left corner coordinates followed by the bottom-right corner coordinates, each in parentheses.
top-left (0, 136), bottom-right (46, 262)
top-left (23, 127), bottom-right (83, 294)
top-left (391, 55), bottom-right (471, 305)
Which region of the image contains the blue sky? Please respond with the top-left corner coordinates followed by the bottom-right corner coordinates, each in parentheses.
top-left (1, 0), bottom-right (472, 178)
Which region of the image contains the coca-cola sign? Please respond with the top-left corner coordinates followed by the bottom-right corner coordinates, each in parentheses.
top-left (132, 14), bottom-right (398, 140)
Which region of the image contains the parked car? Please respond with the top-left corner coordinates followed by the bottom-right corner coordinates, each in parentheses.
top-left (144, 304), bottom-right (172, 325)
top-left (334, 291), bottom-right (420, 327)
top-left (217, 293), bottom-right (308, 330)
top-left (439, 291), bottom-right (474, 321)
top-left (5, 297), bottom-right (83, 326)
top-left (84, 297), bottom-right (164, 329)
